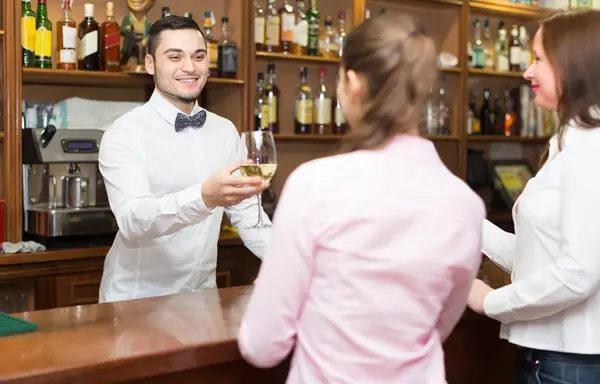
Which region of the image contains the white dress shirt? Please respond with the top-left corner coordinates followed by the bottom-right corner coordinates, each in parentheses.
top-left (483, 121), bottom-right (600, 354)
top-left (97, 89), bottom-right (271, 303)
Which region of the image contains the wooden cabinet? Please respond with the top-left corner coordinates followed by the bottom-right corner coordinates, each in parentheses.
top-left (55, 272), bottom-right (103, 307)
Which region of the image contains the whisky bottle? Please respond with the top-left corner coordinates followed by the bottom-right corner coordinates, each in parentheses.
top-left (254, 0), bottom-right (265, 52)
top-left (265, 0), bottom-right (281, 52)
top-left (332, 73), bottom-right (347, 135)
top-left (254, 73), bottom-right (269, 131)
top-left (34, 0), bottom-right (53, 69)
top-left (265, 64), bottom-right (280, 133)
top-left (495, 21), bottom-right (509, 72)
top-left (509, 24), bottom-right (521, 72)
top-left (319, 16), bottom-right (339, 58)
top-left (100, 1), bottom-right (120, 72)
top-left (78, 3), bottom-right (100, 71)
top-left (471, 19), bottom-right (484, 69)
top-left (279, 0), bottom-right (295, 53)
top-left (56, 0), bottom-right (76, 70)
top-left (22, 0), bottom-right (37, 68)
top-left (218, 16), bottom-right (238, 78)
top-left (203, 12), bottom-right (219, 77)
top-left (295, 66), bottom-right (313, 134)
top-left (314, 67), bottom-right (331, 134)
top-left (292, 0), bottom-right (308, 55)
top-left (306, 0), bottom-right (320, 56)
top-left (184, 13), bottom-right (193, 19)
top-left (161, 7), bottom-right (170, 18)
top-left (337, 11), bottom-right (346, 58)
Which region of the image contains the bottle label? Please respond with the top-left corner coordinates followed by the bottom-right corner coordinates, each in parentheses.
top-left (104, 31), bottom-right (120, 49)
top-left (296, 99), bottom-right (312, 124)
top-left (79, 30), bottom-right (99, 59)
top-left (308, 20), bottom-right (320, 50)
top-left (267, 95), bottom-right (277, 124)
top-left (314, 98), bottom-right (332, 124)
top-left (509, 46), bottom-right (521, 65)
top-left (255, 17), bottom-right (265, 44)
top-left (34, 26), bottom-right (52, 58)
top-left (294, 20), bottom-right (308, 47)
top-left (260, 104), bottom-right (270, 129)
top-left (207, 42), bottom-right (218, 69)
top-left (219, 46), bottom-right (238, 74)
top-left (281, 13), bottom-right (295, 42)
top-left (335, 107), bottom-right (346, 125)
top-left (21, 16), bottom-right (36, 52)
top-left (497, 54), bottom-right (509, 72)
top-left (266, 16), bottom-right (280, 46)
top-left (59, 49), bottom-right (76, 64)
top-left (62, 25), bottom-right (77, 49)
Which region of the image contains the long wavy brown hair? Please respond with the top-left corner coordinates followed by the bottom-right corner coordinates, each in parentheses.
top-left (338, 12), bottom-right (438, 153)
top-left (538, 9), bottom-right (600, 164)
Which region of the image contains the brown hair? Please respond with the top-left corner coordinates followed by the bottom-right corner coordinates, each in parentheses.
top-left (339, 11), bottom-right (438, 153)
top-left (538, 9), bottom-right (600, 163)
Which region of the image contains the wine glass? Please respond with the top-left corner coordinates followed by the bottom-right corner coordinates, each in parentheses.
top-left (239, 130), bottom-right (278, 229)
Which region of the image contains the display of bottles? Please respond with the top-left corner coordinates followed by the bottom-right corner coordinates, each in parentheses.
top-left (265, 0), bottom-right (280, 52)
top-left (34, 0), bottom-right (52, 69)
top-left (509, 24), bottom-right (521, 72)
top-left (56, 0), bottom-right (76, 70)
top-left (22, 0), bottom-right (37, 68)
top-left (307, 0), bottom-right (320, 56)
top-left (333, 73), bottom-right (347, 135)
top-left (314, 67), bottom-right (331, 134)
top-left (203, 12), bottom-right (219, 78)
top-left (217, 17), bottom-right (238, 78)
top-left (255, 73), bottom-right (269, 131)
top-left (295, 66), bottom-right (313, 134)
top-left (280, 0), bottom-right (295, 53)
top-left (292, 0), bottom-right (308, 55)
top-left (100, 1), bottom-right (120, 72)
top-left (254, 0), bottom-right (265, 51)
top-left (78, 3), bottom-right (100, 71)
top-left (265, 64), bottom-right (280, 133)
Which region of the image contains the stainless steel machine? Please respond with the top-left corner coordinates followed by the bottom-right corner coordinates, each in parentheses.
top-left (22, 126), bottom-right (118, 242)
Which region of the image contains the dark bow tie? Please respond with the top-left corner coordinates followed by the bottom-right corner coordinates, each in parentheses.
top-left (174, 110), bottom-right (207, 132)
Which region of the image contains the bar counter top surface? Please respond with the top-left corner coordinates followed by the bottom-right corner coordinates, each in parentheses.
top-left (0, 285), bottom-right (252, 384)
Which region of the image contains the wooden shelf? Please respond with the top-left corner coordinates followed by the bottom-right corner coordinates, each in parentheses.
top-left (274, 134), bottom-right (459, 141)
top-left (22, 68), bottom-right (244, 88)
top-left (469, 68), bottom-right (526, 78)
top-left (470, 0), bottom-right (551, 18)
top-left (468, 135), bottom-right (550, 143)
top-left (441, 66), bottom-right (462, 74)
top-left (256, 51), bottom-right (341, 64)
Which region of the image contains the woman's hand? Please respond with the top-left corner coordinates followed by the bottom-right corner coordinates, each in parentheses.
top-left (467, 279), bottom-right (494, 315)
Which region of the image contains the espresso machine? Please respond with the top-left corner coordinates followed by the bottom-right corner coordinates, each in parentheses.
top-left (22, 126), bottom-right (118, 244)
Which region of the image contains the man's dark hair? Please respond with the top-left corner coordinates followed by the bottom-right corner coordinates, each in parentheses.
top-left (147, 15), bottom-right (205, 57)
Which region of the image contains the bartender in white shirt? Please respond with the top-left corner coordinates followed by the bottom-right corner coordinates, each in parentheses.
top-left (97, 16), bottom-right (271, 303)
top-left (467, 9), bottom-right (600, 384)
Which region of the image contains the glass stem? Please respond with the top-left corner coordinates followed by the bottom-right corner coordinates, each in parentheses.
top-left (256, 192), bottom-right (263, 225)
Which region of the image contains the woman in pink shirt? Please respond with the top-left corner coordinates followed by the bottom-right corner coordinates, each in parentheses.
top-left (238, 11), bottom-right (486, 383)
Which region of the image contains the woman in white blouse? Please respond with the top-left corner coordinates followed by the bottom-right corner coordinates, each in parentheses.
top-left (467, 9), bottom-right (600, 384)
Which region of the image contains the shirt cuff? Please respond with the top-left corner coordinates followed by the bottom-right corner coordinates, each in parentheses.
top-left (483, 285), bottom-right (517, 324)
top-left (177, 183), bottom-right (215, 223)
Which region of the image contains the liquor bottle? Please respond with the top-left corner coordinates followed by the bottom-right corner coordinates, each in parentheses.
top-left (480, 88), bottom-right (493, 134)
top-left (78, 3), bottom-right (100, 71)
top-left (265, 64), bottom-right (280, 133)
top-left (332, 73), bottom-right (347, 135)
top-left (495, 21), bottom-right (509, 72)
top-left (471, 19), bottom-right (484, 69)
top-left (254, 73), bottom-right (269, 131)
top-left (509, 24), bottom-right (521, 72)
top-left (519, 26), bottom-right (531, 71)
top-left (161, 7), bottom-right (170, 18)
top-left (493, 94), bottom-right (504, 134)
top-left (100, 1), bottom-right (120, 72)
top-left (22, 0), bottom-right (37, 68)
top-left (184, 13), bottom-right (193, 19)
top-left (265, 0), bottom-right (281, 52)
top-left (483, 19), bottom-right (494, 70)
top-left (424, 87), bottom-right (439, 135)
top-left (203, 12), bottom-right (219, 77)
top-left (337, 11), bottom-right (347, 58)
top-left (34, 0), bottom-right (53, 69)
top-left (319, 16), bottom-right (339, 58)
top-left (306, 0), bottom-right (320, 56)
top-left (438, 84), bottom-right (451, 135)
top-left (467, 90), bottom-right (481, 135)
top-left (504, 88), bottom-right (517, 136)
top-left (279, 0), bottom-right (295, 53)
top-left (292, 0), bottom-right (308, 55)
top-left (254, 0), bottom-right (265, 52)
top-left (218, 16), bottom-right (238, 78)
top-left (314, 67), bottom-right (332, 134)
top-left (56, 0), bottom-right (76, 70)
top-left (295, 66), bottom-right (313, 134)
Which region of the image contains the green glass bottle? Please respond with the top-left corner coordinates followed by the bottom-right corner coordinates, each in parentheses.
top-left (34, 0), bottom-right (52, 69)
top-left (306, 0), bottom-right (320, 56)
top-left (21, 0), bottom-right (36, 67)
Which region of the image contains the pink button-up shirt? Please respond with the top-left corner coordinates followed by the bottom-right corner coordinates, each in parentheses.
top-left (238, 135), bottom-right (485, 383)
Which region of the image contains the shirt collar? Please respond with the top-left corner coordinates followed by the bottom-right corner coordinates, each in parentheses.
top-left (148, 88), bottom-right (204, 128)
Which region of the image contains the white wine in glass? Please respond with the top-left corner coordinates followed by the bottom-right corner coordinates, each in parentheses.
top-left (239, 131), bottom-right (277, 229)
